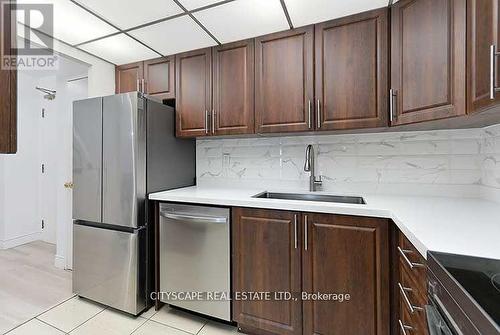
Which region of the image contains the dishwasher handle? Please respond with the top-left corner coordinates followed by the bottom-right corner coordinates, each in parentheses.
top-left (160, 211), bottom-right (227, 224)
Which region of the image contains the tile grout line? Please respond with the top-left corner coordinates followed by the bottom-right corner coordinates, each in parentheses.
top-left (35, 318), bottom-right (68, 334)
top-left (126, 315), bottom-right (149, 335)
top-left (65, 305), bottom-right (108, 334)
top-left (146, 317), bottom-right (203, 335)
top-left (2, 294), bottom-right (77, 334)
top-left (171, 0), bottom-right (221, 46)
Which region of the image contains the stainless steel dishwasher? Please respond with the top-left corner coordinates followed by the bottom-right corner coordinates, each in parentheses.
top-left (159, 203), bottom-right (231, 321)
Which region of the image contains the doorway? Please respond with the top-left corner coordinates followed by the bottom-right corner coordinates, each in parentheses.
top-left (37, 58), bottom-right (89, 269)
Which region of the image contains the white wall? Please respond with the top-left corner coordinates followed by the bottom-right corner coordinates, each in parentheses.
top-left (50, 40), bottom-right (115, 97)
top-left (0, 52), bottom-right (90, 252)
top-left (0, 71), bottom-right (43, 248)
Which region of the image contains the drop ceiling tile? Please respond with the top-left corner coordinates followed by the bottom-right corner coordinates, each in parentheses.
top-left (17, 0), bottom-right (118, 45)
top-left (129, 16), bottom-right (217, 56)
top-left (194, 0), bottom-right (289, 44)
top-left (79, 34), bottom-right (158, 65)
top-left (284, 0), bottom-right (389, 27)
top-left (178, 0), bottom-right (226, 11)
top-left (75, 0), bottom-right (184, 30)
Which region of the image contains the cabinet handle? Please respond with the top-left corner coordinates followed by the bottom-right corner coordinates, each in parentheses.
top-left (212, 110), bottom-right (216, 135)
top-left (398, 283), bottom-right (424, 314)
top-left (398, 320), bottom-right (414, 335)
top-left (398, 246), bottom-right (425, 270)
top-left (293, 214), bottom-right (298, 249)
top-left (490, 45), bottom-right (500, 99)
top-left (389, 89), bottom-right (397, 122)
top-left (141, 79), bottom-right (145, 93)
top-left (308, 100), bottom-right (312, 129)
top-left (205, 110), bottom-right (209, 134)
top-left (304, 215), bottom-right (308, 251)
top-left (316, 100), bottom-right (321, 129)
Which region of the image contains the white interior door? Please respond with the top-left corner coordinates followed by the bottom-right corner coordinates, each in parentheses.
top-left (61, 78), bottom-right (89, 270)
top-left (39, 76), bottom-right (88, 269)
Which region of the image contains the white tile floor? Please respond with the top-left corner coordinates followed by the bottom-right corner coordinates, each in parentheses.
top-left (5, 296), bottom-right (241, 335)
top-left (0, 241), bottom-right (73, 334)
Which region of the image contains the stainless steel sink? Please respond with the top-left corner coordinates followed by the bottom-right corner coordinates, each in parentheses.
top-left (252, 192), bottom-right (366, 204)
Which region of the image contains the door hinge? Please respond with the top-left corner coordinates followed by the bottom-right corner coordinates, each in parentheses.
top-left (41, 219), bottom-right (45, 229)
top-left (41, 163), bottom-right (45, 174)
top-left (41, 108), bottom-right (45, 118)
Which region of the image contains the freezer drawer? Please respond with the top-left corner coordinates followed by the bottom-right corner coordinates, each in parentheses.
top-left (159, 203), bottom-right (231, 321)
top-left (73, 223), bottom-right (146, 315)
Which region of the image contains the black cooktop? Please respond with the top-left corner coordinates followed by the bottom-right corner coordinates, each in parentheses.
top-left (432, 252), bottom-right (500, 327)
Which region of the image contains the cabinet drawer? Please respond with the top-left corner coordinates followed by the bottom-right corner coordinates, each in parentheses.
top-left (396, 230), bottom-right (428, 335)
top-left (398, 232), bottom-right (427, 292)
top-left (399, 297), bottom-right (428, 335)
top-left (399, 267), bottom-right (428, 333)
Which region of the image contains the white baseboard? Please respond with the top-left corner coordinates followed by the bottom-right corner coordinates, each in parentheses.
top-left (54, 254), bottom-right (66, 270)
top-left (0, 232), bottom-right (42, 250)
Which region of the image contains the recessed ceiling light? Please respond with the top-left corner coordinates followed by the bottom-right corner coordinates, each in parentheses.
top-left (129, 16), bottom-right (216, 56)
top-left (79, 34), bottom-right (159, 65)
top-left (194, 0), bottom-right (289, 44)
top-left (17, 0), bottom-right (118, 45)
top-left (75, 0), bottom-right (184, 30)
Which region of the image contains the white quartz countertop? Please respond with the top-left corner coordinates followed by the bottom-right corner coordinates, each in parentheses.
top-left (149, 186), bottom-right (500, 260)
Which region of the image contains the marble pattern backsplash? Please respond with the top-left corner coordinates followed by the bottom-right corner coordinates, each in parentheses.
top-left (481, 124), bottom-right (500, 189)
top-left (196, 124), bottom-right (500, 196)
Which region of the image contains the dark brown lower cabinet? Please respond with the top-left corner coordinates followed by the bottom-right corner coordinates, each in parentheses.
top-left (302, 213), bottom-right (390, 335)
top-left (232, 208), bottom-right (390, 335)
top-left (232, 208), bottom-right (302, 335)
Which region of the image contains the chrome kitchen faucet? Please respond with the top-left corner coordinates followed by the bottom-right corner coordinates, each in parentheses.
top-left (304, 144), bottom-right (322, 192)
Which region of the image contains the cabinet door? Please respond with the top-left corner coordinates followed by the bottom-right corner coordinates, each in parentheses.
top-left (391, 0), bottom-right (466, 125)
top-left (467, 0), bottom-right (500, 113)
top-left (175, 48), bottom-right (212, 138)
top-left (315, 8), bottom-right (389, 131)
top-left (255, 27), bottom-right (314, 134)
top-left (144, 56), bottom-right (175, 100)
top-left (232, 208), bottom-right (302, 335)
top-left (213, 40), bottom-right (254, 135)
top-left (115, 62), bottom-right (144, 94)
top-left (302, 214), bottom-right (389, 335)
top-left (0, 0), bottom-right (17, 153)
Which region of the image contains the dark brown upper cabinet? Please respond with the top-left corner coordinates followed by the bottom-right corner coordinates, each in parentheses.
top-left (390, 0), bottom-right (466, 126)
top-left (115, 61), bottom-right (144, 94)
top-left (175, 48), bottom-right (212, 138)
top-left (467, 0), bottom-right (500, 114)
top-left (175, 40), bottom-right (255, 137)
top-left (116, 57), bottom-right (174, 100)
top-left (302, 213), bottom-right (390, 335)
top-left (0, 0), bottom-right (17, 154)
top-left (144, 56), bottom-right (175, 100)
top-left (232, 208), bottom-right (302, 335)
top-left (315, 8), bottom-right (389, 131)
top-left (212, 40), bottom-right (255, 136)
top-left (255, 27), bottom-right (314, 134)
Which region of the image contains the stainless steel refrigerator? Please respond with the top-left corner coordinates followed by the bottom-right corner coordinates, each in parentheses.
top-left (72, 92), bottom-right (195, 315)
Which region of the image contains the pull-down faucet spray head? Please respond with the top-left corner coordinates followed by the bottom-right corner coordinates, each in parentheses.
top-left (304, 145), bottom-right (312, 172)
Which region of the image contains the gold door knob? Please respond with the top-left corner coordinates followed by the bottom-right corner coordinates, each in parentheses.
top-left (64, 182), bottom-right (74, 189)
